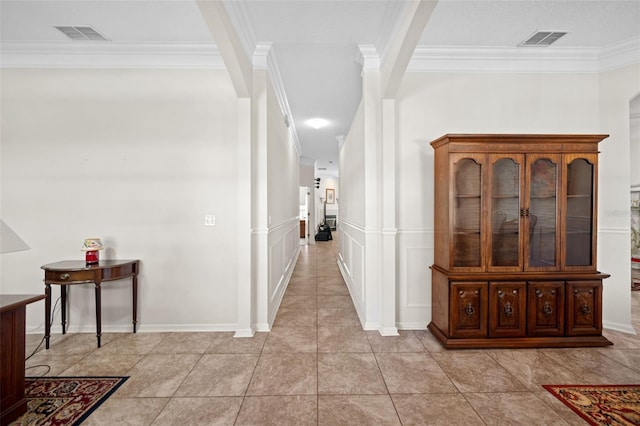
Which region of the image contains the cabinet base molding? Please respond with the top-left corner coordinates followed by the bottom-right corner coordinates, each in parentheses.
top-left (427, 322), bottom-right (612, 349)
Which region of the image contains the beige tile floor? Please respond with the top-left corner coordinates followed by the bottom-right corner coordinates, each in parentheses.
top-left (20, 237), bottom-right (640, 425)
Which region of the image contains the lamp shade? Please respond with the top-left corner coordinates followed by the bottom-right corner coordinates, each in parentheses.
top-left (81, 238), bottom-right (104, 252)
top-left (0, 219), bottom-right (30, 254)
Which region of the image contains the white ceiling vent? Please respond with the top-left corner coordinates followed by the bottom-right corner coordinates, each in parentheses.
top-left (519, 31), bottom-right (567, 47)
top-left (55, 26), bottom-right (110, 41)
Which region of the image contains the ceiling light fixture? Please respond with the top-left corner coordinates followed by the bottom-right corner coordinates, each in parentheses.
top-left (306, 118), bottom-right (330, 129)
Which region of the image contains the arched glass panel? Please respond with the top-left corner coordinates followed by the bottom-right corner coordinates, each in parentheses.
top-left (491, 158), bottom-right (520, 267)
top-left (453, 158), bottom-right (481, 267)
top-left (529, 158), bottom-right (558, 267)
top-left (566, 159), bottom-right (594, 266)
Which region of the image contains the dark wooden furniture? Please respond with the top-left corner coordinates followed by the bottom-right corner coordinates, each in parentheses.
top-left (42, 260), bottom-right (140, 348)
top-left (1, 294), bottom-right (46, 425)
top-left (300, 220), bottom-right (306, 238)
top-left (428, 134), bottom-right (611, 348)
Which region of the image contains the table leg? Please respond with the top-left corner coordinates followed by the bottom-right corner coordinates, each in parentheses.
top-left (45, 284), bottom-right (51, 349)
top-left (60, 285), bottom-right (67, 334)
top-left (95, 281), bottom-right (102, 348)
top-left (132, 275), bottom-right (138, 333)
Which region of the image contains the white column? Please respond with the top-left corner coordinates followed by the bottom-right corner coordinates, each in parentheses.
top-left (252, 44), bottom-right (270, 331)
top-left (234, 97), bottom-right (254, 337)
top-left (380, 98), bottom-right (399, 335)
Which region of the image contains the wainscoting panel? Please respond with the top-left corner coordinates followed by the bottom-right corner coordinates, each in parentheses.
top-left (397, 230), bottom-right (434, 329)
top-left (599, 227), bottom-right (635, 334)
top-left (267, 217), bottom-right (300, 327)
top-left (337, 221), bottom-right (366, 326)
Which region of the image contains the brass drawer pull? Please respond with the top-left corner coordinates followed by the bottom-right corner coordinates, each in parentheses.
top-left (464, 303), bottom-right (475, 316)
top-left (59, 273), bottom-right (70, 280)
top-left (504, 301), bottom-right (514, 317)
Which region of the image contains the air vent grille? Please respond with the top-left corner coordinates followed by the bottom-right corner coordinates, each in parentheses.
top-left (520, 31), bottom-right (567, 47)
top-left (55, 26), bottom-right (109, 41)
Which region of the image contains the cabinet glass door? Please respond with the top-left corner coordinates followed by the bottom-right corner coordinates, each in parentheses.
top-left (452, 157), bottom-right (483, 268)
top-left (565, 157), bottom-right (596, 268)
top-left (526, 156), bottom-right (560, 270)
top-left (488, 156), bottom-right (523, 270)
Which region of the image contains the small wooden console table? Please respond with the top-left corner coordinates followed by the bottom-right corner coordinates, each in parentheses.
top-left (1, 294), bottom-right (46, 425)
top-left (42, 260), bottom-right (140, 348)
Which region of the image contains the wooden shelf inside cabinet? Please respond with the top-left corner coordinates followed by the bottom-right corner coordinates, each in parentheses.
top-left (429, 133), bottom-right (610, 349)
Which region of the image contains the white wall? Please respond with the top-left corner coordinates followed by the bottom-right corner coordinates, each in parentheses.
top-left (338, 101), bottom-right (367, 326)
top-left (315, 173), bottom-right (339, 227)
top-left (630, 95), bottom-right (640, 187)
top-left (394, 69), bottom-right (634, 331)
top-left (299, 162), bottom-right (315, 243)
top-left (598, 64), bottom-right (640, 332)
top-left (1, 68), bottom-right (241, 332)
top-left (265, 76), bottom-right (300, 327)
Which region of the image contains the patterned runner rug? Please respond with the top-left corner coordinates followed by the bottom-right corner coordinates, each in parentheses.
top-left (543, 384), bottom-right (640, 425)
top-left (10, 376), bottom-right (127, 426)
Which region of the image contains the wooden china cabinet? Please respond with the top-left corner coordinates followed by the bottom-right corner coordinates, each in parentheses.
top-left (428, 134), bottom-right (612, 348)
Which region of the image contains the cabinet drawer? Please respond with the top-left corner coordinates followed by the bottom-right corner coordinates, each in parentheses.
top-left (566, 281), bottom-right (602, 335)
top-left (44, 270), bottom-right (95, 283)
top-left (489, 282), bottom-right (526, 337)
top-left (527, 281), bottom-right (565, 336)
top-left (450, 282), bottom-right (488, 338)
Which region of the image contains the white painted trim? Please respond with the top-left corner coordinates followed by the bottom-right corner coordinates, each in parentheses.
top-left (252, 42), bottom-right (272, 69)
top-left (363, 322), bottom-right (381, 331)
top-left (254, 323), bottom-right (271, 332)
top-left (357, 44), bottom-right (381, 71)
top-left (409, 45), bottom-right (600, 73)
top-left (234, 328), bottom-right (256, 338)
top-left (599, 37), bottom-right (640, 71)
top-left (397, 322), bottom-right (429, 330)
top-left (408, 37), bottom-right (640, 73)
top-left (396, 228), bottom-right (434, 235)
top-left (227, 0), bottom-right (301, 157)
top-left (223, 0), bottom-right (257, 62)
top-left (268, 216), bottom-right (301, 233)
top-left (265, 48), bottom-right (302, 156)
top-left (337, 219), bottom-right (364, 230)
top-left (0, 41), bottom-right (225, 69)
top-left (337, 254), bottom-right (366, 330)
top-left (379, 327), bottom-right (400, 336)
top-left (376, 0), bottom-right (412, 62)
top-left (268, 245), bottom-right (300, 326)
top-left (51, 323), bottom-right (238, 333)
top-left (603, 321), bottom-right (637, 335)
top-left (599, 227), bottom-right (631, 235)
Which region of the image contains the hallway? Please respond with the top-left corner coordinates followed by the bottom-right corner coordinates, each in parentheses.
top-left (22, 236), bottom-right (640, 425)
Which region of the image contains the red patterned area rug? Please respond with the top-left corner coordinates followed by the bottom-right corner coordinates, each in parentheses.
top-left (543, 384), bottom-right (640, 426)
top-left (10, 376), bottom-right (128, 426)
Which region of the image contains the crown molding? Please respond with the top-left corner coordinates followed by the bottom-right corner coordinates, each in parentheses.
top-left (408, 45), bottom-right (601, 73)
top-left (357, 44), bottom-right (381, 71)
top-left (599, 37), bottom-right (640, 72)
top-left (408, 37), bottom-right (640, 73)
top-left (375, 0), bottom-right (411, 63)
top-left (253, 42), bottom-right (272, 69)
top-left (220, 2), bottom-right (301, 156)
top-left (223, 0), bottom-right (257, 62)
top-left (0, 41), bottom-right (225, 69)
top-left (264, 46), bottom-right (302, 156)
